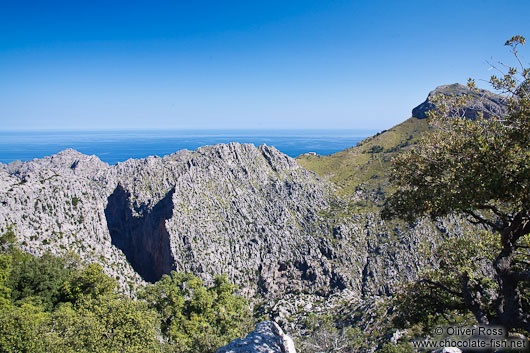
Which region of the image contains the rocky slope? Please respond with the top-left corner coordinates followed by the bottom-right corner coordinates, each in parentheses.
top-left (0, 84), bottom-right (496, 348)
top-left (0, 139), bottom-right (456, 303)
top-left (297, 83), bottom-right (507, 200)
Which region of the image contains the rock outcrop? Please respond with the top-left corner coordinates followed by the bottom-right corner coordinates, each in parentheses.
top-left (434, 348), bottom-right (462, 353)
top-left (216, 321), bottom-right (296, 353)
top-left (0, 142), bottom-right (464, 312)
top-left (412, 83), bottom-right (506, 119)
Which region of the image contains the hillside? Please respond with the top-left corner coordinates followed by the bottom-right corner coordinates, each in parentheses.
top-left (0, 83), bottom-right (496, 350)
top-left (297, 117), bottom-right (428, 198)
top-left (9, 143), bottom-right (461, 301)
top-left (296, 83), bottom-right (505, 200)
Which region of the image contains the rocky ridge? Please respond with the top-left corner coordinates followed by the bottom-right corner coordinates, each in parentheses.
top-left (0, 142), bottom-right (456, 303)
top-left (2, 81), bottom-right (489, 342)
top-left (412, 83), bottom-right (506, 119)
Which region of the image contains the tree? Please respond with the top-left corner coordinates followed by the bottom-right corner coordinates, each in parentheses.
top-left (8, 252), bottom-right (74, 310)
top-left (139, 271), bottom-right (252, 353)
top-left (60, 262), bottom-right (116, 304)
top-left (46, 298), bottom-right (161, 353)
top-left (0, 227), bottom-right (17, 307)
top-left (296, 313), bottom-right (366, 353)
top-left (0, 226), bottom-right (17, 253)
top-left (0, 254), bottom-right (12, 307)
top-left (0, 303), bottom-right (50, 353)
top-left (382, 36), bottom-right (530, 333)
top-left (0, 230), bottom-right (163, 352)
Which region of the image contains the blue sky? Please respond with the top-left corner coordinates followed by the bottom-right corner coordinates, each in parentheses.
top-left (0, 0), bottom-right (529, 130)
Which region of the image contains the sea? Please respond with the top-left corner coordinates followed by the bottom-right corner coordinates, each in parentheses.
top-left (0, 129), bottom-right (378, 165)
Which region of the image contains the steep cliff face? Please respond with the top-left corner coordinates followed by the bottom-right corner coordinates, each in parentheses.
top-left (0, 149), bottom-right (142, 287)
top-left (105, 184), bottom-right (176, 283)
top-left (0, 142), bottom-right (451, 301)
top-left (0, 144), bottom-right (331, 295)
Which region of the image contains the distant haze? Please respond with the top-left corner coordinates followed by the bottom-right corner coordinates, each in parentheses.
top-left (0, 0), bottom-right (528, 131)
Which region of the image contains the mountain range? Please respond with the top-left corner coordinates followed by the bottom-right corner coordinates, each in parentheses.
top-left (0, 83), bottom-right (494, 339)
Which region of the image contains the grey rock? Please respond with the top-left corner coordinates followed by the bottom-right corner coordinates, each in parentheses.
top-left (390, 329), bottom-right (404, 344)
top-left (434, 348), bottom-right (462, 353)
top-left (0, 143), bottom-right (460, 300)
top-left (412, 83), bottom-right (506, 119)
top-left (216, 321), bottom-right (296, 353)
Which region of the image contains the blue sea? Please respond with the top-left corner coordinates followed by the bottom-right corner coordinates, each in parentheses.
top-left (0, 129), bottom-right (377, 165)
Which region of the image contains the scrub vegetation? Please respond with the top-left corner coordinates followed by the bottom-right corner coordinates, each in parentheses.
top-left (0, 227), bottom-right (253, 353)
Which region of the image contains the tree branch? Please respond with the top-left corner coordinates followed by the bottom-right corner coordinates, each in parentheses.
top-left (417, 279), bottom-right (461, 296)
top-left (475, 204), bottom-right (511, 227)
top-left (515, 245), bottom-right (530, 250)
top-left (512, 271), bottom-right (530, 282)
top-left (463, 210), bottom-right (502, 230)
top-left (461, 272), bottom-right (490, 326)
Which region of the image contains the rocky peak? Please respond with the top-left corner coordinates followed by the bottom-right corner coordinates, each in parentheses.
top-left (412, 83), bottom-right (506, 119)
top-left (0, 143), bottom-right (337, 296)
top-left (0, 141), bottom-right (454, 312)
top-left (6, 148), bottom-right (108, 180)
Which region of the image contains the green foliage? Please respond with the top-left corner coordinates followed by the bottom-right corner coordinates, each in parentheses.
top-left (47, 299), bottom-right (161, 353)
top-left (0, 235), bottom-right (253, 353)
top-left (0, 254), bottom-right (12, 307)
top-left (0, 226), bottom-right (17, 253)
top-left (296, 313), bottom-right (367, 353)
top-left (0, 293), bottom-right (161, 353)
top-left (392, 231), bottom-right (497, 331)
top-left (383, 36), bottom-right (530, 333)
top-left (71, 196), bottom-right (80, 207)
top-left (0, 228), bottom-right (18, 308)
top-left (8, 251), bottom-right (74, 310)
top-left (377, 342), bottom-right (414, 353)
top-left (60, 263), bottom-right (116, 303)
top-left (140, 271), bottom-right (253, 353)
top-left (382, 38), bottom-right (530, 223)
top-left (0, 225), bottom-right (255, 352)
top-left (0, 303), bottom-right (50, 353)
top-left (297, 117), bottom-right (428, 198)
top-left (0, 237), bottom-right (161, 352)
top-left (367, 145), bottom-right (384, 154)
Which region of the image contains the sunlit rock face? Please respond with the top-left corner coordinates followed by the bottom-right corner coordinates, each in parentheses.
top-left (216, 321), bottom-right (297, 353)
top-left (0, 143), bottom-right (450, 299)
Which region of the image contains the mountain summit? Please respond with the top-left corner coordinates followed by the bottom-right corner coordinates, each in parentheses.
top-left (412, 83), bottom-right (506, 119)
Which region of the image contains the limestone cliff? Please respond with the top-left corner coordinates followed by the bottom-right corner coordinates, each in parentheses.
top-left (0, 142), bottom-right (452, 302)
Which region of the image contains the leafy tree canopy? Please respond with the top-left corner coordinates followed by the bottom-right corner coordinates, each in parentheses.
top-left (60, 262), bottom-right (116, 304)
top-left (8, 251), bottom-right (74, 310)
top-left (383, 36), bottom-right (530, 333)
top-left (140, 271), bottom-right (253, 353)
top-left (0, 228), bottom-right (252, 353)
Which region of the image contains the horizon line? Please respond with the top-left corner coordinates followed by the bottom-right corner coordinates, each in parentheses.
top-left (0, 127), bottom-right (382, 133)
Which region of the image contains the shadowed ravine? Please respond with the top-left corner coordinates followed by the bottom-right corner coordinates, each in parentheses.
top-left (105, 184), bottom-right (176, 282)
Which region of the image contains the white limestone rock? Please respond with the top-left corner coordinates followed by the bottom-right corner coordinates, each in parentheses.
top-left (216, 321), bottom-right (296, 353)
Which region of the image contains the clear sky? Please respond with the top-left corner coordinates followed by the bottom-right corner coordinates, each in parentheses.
top-left (0, 0), bottom-right (529, 131)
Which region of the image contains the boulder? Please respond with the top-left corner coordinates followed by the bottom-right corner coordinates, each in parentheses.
top-left (434, 348), bottom-right (462, 353)
top-left (216, 321), bottom-right (296, 353)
